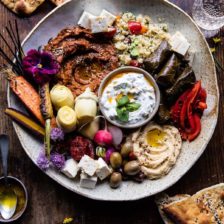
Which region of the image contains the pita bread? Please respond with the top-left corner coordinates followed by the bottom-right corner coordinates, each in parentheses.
top-left (49, 0), bottom-right (67, 6)
top-left (156, 183), bottom-right (224, 224)
top-left (1, 0), bottom-right (45, 15)
top-left (155, 193), bottom-right (190, 224)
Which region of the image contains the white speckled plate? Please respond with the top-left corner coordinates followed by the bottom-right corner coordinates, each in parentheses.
top-left (8, 0), bottom-right (219, 201)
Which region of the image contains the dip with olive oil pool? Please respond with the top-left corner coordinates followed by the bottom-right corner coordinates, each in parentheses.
top-left (100, 72), bottom-right (156, 125)
top-left (130, 123), bottom-right (182, 179)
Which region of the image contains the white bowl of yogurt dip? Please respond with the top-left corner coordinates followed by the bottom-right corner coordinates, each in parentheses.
top-left (98, 66), bottom-right (160, 129)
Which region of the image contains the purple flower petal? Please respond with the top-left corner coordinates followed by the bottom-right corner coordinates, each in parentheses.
top-left (50, 152), bottom-right (65, 170)
top-left (51, 128), bottom-right (65, 142)
top-left (37, 149), bottom-right (50, 171)
top-left (26, 50), bottom-right (41, 65)
top-left (22, 49), bottom-right (60, 85)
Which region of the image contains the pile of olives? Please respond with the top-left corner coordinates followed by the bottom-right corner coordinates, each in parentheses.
top-left (108, 141), bottom-right (145, 188)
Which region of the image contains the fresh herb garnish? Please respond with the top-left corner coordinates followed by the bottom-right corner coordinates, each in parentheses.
top-left (116, 107), bottom-right (129, 122)
top-left (116, 95), bottom-right (141, 122)
top-left (117, 95), bottom-right (129, 107)
top-left (126, 102), bottom-right (141, 112)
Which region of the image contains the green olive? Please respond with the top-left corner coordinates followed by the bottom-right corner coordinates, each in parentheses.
top-left (121, 142), bottom-right (133, 158)
top-left (110, 172), bottom-right (122, 188)
top-left (110, 152), bottom-right (122, 169)
top-left (124, 160), bottom-right (140, 176)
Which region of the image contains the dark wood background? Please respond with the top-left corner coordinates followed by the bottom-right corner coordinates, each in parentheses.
top-left (0, 0), bottom-right (223, 223)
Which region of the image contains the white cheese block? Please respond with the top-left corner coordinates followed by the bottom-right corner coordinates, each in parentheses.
top-left (90, 16), bottom-right (109, 33)
top-left (80, 172), bottom-right (97, 189)
top-left (186, 48), bottom-right (196, 67)
top-left (78, 11), bottom-right (96, 29)
top-left (100, 9), bottom-right (116, 26)
top-left (78, 155), bottom-right (98, 176)
top-left (169, 31), bottom-right (190, 56)
top-left (61, 159), bottom-right (79, 179)
top-left (96, 158), bottom-right (112, 180)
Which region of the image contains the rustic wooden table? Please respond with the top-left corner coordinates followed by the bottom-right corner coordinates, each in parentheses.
top-left (0, 0), bottom-right (223, 223)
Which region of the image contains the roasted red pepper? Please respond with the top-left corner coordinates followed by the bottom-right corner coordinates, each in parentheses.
top-left (188, 114), bottom-right (201, 141)
top-left (180, 81), bottom-right (201, 129)
top-left (128, 21), bottom-right (142, 35)
top-left (194, 88), bottom-right (207, 111)
top-left (171, 81), bottom-right (207, 142)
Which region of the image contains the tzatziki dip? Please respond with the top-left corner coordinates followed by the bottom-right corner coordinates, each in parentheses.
top-left (100, 72), bottom-right (156, 125)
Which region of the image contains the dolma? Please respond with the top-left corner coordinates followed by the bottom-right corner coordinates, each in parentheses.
top-left (155, 103), bottom-right (171, 124)
top-left (155, 53), bottom-right (181, 88)
top-left (144, 40), bottom-right (171, 74)
top-left (166, 66), bottom-right (196, 103)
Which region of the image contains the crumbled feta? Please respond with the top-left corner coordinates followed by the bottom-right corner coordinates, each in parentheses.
top-left (61, 159), bottom-right (79, 179)
top-left (78, 155), bottom-right (98, 176)
top-left (78, 11), bottom-right (96, 29)
top-left (100, 9), bottom-right (116, 26)
top-left (96, 158), bottom-right (112, 180)
top-left (80, 172), bottom-right (97, 189)
top-left (169, 31), bottom-right (190, 56)
top-left (90, 16), bottom-right (109, 33)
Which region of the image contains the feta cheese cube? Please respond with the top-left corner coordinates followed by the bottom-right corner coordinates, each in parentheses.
top-left (96, 158), bottom-right (112, 180)
top-left (78, 155), bottom-right (98, 176)
top-left (169, 31), bottom-right (190, 56)
top-left (90, 16), bottom-right (109, 33)
top-left (61, 159), bottom-right (79, 179)
top-left (185, 48), bottom-right (195, 67)
top-left (80, 172), bottom-right (97, 189)
top-left (78, 11), bottom-right (96, 29)
top-left (100, 9), bottom-right (116, 26)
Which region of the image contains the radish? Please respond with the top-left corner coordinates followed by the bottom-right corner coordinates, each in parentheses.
top-left (94, 130), bottom-right (113, 146)
top-left (93, 116), bottom-right (113, 146)
top-left (108, 125), bottom-right (123, 148)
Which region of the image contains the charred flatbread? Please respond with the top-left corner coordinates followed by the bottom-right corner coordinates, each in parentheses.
top-left (156, 183), bottom-right (224, 224)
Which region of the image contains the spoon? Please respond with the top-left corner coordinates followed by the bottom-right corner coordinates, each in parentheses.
top-left (0, 134), bottom-right (17, 220)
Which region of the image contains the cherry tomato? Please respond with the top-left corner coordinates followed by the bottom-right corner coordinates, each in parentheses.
top-left (130, 60), bottom-right (140, 67)
top-left (128, 21), bottom-right (142, 35)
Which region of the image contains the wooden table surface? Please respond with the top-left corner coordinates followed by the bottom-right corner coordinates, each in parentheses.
top-left (0, 0), bottom-right (223, 223)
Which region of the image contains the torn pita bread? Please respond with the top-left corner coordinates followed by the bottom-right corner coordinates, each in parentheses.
top-left (49, 0), bottom-right (68, 6)
top-left (155, 193), bottom-right (190, 224)
top-left (156, 183), bottom-right (224, 224)
top-left (1, 0), bottom-right (45, 15)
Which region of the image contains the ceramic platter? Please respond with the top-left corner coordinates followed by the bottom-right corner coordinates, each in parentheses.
top-left (8, 0), bottom-right (219, 201)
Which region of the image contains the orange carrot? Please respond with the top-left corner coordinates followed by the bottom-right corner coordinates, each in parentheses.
top-left (6, 69), bottom-right (45, 126)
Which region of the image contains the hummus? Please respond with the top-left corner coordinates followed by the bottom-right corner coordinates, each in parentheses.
top-left (129, 123), bottom-right (182, 179)
top-left (100, 72), bottom-right (156, 125)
